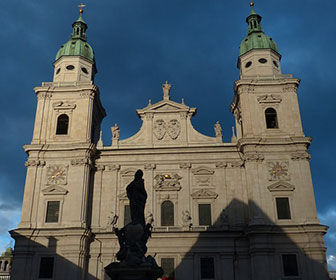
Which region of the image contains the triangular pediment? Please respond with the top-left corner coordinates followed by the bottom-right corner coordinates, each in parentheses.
top-left (191, 189), bottom-right (218, 199)
top-left (154, 103), bottom-right (184, 111)
top-left (267, 181), bottom-right (295, 192)
top-left (257, 94), bottom-right (282, 104)
top-left (137, 99), bottom-right (196, 116)
top-left (42, 185), bottom-right (68, 195)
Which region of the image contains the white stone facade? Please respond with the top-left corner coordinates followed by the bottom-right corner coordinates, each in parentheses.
top-left (10, 12), bottom-right (329, 280)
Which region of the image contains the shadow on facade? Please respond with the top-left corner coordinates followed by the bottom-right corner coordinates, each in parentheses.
top-left (152, 199), bottom-right (329, 280)
top-left (10, 199), bottom-right (329, 280)
top-left (9, 230), bottom-right (100, 280)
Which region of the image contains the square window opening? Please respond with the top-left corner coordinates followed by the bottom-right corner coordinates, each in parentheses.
top-left (200, 257), bottom-right (215, 279)
top-left (276, 197), bottom-right (291, 220)
top-left (45, 201), bottom-right (60, 223)
top-left (39, 257), bottom-right (54, 279)
top-left (282, 254), bottom-right (299, 277)
top-left (198, 204), bottom-right (212, 226)
top-left (161, 258), bottom-right (175, 278)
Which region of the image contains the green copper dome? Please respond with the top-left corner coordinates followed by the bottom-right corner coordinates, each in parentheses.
top-left (239, 6), bottom-right (279, 57)
top-left (55, 14), bottom-right (95, 62)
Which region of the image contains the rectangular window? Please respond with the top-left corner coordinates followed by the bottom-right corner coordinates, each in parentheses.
top-left (45, 201), bottom-right (60, 223)
top-left (276, 197), bottom-right (291, 219)
top-left (161, 258), bottom-right (175, 279)
top-left (124, 204), bottom-right (131, 226)
top-left (39, 257), bottom-right (54, 279)
top-left (200, 257), bottom-right (215, 279)
top-left (282, 254), bottom-right (299, 277)
top-left (199, 204), bottom-right (212, 226)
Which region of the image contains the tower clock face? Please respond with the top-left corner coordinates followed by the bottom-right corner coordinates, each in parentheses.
top-left (47, 165), bottom-right (68, 185)
top-left (268, 162), bottom-right (290, 181)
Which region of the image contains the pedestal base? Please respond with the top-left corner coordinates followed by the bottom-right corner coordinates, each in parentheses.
top-left (105, 262), bottom-right (163, 280)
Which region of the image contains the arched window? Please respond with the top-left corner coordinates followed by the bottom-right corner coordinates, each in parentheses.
top-left (265, 108), bottom-right (278, 129)
top-left (56, 114), bottom-right (69, 135)
top-left (0, 261), bottom-right (2, 271)
top-left (4, 261), bottom-right (8, 271)
top-left (161, 200), bottom-right (174, 226)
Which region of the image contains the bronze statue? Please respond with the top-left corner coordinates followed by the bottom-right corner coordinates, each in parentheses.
top-left (105, 170), bottom-right (163, 279)
top-left (126, 169), bottom-right (147, 227)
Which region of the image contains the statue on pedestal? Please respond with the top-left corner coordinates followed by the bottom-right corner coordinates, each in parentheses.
top-left (105, 170), bottom-right (163, 280)
top-left (126, 170), bottom-right (147, 227)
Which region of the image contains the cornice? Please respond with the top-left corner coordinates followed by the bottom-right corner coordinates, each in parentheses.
top-left (24, 142), bottom-right (96, 153)
top-left (234, 77), bottom-right (301, 92)
top-left (237, 136), bottom-right (312, 149)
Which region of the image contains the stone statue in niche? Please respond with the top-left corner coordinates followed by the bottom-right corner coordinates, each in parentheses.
top-left (106, 211), bottom-right (118, 231)
top-left (146, 212), bottom-right (154, 226)
top-left (105, 170), bottom-right (163, 279)
top-left (182, 210), bottom-right (192, 228)
top-left (214, 121), bottom-right (222, 138)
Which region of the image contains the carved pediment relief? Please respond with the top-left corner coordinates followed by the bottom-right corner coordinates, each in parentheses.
top-left (192, 167), bottom-right (215, 187)
top-left (191, 189), bottom-right (218, 199)
top-left (52, 101), bottom-right (76, 111)
top-left (192, 167), bottom-right (215, 175)
top-left (154, 173), bottom-right (182, 191)
top-left (267, 181), bottom-right (295, 192)
top-left (257, 94), bottom-right (282, 104)
top-left (42, 185), bottom-right (68, 195)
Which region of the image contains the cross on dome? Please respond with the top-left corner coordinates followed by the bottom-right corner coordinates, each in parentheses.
top-left (79, 3), bottom-right (86, 14)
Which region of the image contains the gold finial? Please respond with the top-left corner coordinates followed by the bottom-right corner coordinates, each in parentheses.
top-left (79, 3), bottom-right (86, 14)
top-left (250, 1), bottom-right (254, 7)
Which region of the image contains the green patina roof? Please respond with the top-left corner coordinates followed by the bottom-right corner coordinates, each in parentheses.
top-left (239, 6), bottom-right (279, 57)
top-left (55, 14), bottom-right (94, 62)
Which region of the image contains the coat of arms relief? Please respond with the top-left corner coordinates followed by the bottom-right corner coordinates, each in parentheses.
top-left (153, 119), bottom-right (181, 140)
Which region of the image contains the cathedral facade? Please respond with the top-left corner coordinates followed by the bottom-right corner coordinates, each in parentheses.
top-left (10, 5), bottom-right (329, 280)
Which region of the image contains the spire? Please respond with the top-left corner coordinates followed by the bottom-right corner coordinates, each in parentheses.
top-left (71, 5), bottom-right (88, 41)
top-left (246, 2), bottom-right (262, 34)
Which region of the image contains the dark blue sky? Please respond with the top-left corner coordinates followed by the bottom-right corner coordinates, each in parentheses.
top-left (0, 0), bottom-right (335, 269)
